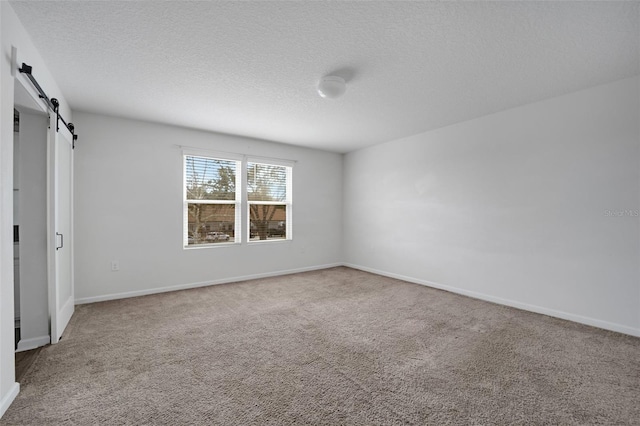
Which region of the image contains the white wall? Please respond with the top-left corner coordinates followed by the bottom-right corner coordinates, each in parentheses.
top-left (1, 2), bottom-right (72, 417)
top-left (73, 112), bottom-right (343, 302)
top-left (16, 112), bottom-right (49, 350)
top-left (344, 76), bottom-right (640, 337)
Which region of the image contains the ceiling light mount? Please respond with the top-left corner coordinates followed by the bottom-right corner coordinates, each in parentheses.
top-left (317, 75), bottom-right (347, 99)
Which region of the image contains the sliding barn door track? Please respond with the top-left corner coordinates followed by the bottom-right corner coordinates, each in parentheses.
top-left (18, 62), bottom-right (78, 148)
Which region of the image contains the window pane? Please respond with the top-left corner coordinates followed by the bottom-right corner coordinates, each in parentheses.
top-left (187, 203), bottom-right (235, 245)
top-left (186, 156), bottom-right (236, 201)
top-left (249, 204), bottom-right (286, 241)
top-left (247, 163), bottom-right (287, 202)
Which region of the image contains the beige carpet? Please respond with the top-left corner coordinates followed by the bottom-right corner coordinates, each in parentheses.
top-left (2, 267), bottom-right (639, 425)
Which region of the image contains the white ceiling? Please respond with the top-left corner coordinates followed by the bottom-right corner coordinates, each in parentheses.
top-left (9, 1), bottom-right (639, 153)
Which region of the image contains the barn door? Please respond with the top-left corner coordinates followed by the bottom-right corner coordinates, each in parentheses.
top-left (48, 113), bottom-right (74, 343)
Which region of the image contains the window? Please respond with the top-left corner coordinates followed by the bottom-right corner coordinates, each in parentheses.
top-left (184, 155), bottom-right (240, 246)
top-left (248, 162), bottom-right (292, 242)
top-left (184, 154), bottom-right (292, 247)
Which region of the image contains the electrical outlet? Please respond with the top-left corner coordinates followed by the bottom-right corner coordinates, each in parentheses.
top-left (111, 260), bottom-right (120, 271)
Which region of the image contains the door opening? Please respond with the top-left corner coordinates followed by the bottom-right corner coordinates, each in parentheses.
top-left (13, 80), bottom-right (50, 353)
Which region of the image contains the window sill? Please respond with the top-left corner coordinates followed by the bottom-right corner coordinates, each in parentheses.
top-left (247, 238), bottom-right (292, 245)
top-left (183, 241), bottom-right (240, 250)
top-left (183, 239), bottom-right (293, 250)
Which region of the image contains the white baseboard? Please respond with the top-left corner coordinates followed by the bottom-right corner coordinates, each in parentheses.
top-left (344, 263), bottom-right (640, 338)
top-left (16, 335), bottom-right (50, 352)
top-left (75, 263), bottom-right (343, 305)
top-left (0, 383), bottom-right (19, 419)
top-left (73, 261), bottom-right (639, 337)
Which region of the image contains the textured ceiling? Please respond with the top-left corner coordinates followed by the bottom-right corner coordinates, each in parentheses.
top-left (9, 1), bottom-right (639, 153)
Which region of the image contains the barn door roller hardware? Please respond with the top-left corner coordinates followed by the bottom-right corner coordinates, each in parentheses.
top-left (18, 62), bottom-right (78, 148)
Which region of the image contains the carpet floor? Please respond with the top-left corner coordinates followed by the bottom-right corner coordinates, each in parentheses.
top-left (2, 267), bottom-right (639, 425)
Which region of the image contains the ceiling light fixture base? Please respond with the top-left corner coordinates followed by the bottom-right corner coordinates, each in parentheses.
top-left (317, 76), bottom-right (347, 99)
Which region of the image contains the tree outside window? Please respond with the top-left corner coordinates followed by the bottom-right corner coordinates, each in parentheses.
top-left (247, 162), bottom-right (291, 241)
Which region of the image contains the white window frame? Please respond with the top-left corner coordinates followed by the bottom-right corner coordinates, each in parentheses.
top-left (246, 158), bottom-right (293, 244)
top-left (183, 151), bottom-right (242, 248)
top-left (182, 151), bottom-right (294, 248)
